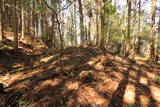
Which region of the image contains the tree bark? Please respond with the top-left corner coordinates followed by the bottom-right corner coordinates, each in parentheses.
top-left (13, 0), bottom-right (18, 49)
top-left (78, 0), bottom-right (85, 45)
top-left (137, 0), bottom-right (141, 55)
top-left (156, 13), bottom-right (160, 60)
top-left (126, 0), bottom-right (132, 57)
top-left (95, 0), bottom-right (99, 45)
top-left (0, 0), bottom-right (5, 40)
top-left (150, 0), bottom-right (157, 59)
top-left (100, 1), bottom-right (105, 49)
top-left (21, 0), bottom-right (25, 39)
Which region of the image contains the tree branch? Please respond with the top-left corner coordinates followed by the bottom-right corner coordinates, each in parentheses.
top-left (42, 0), bottom-right (77, 14)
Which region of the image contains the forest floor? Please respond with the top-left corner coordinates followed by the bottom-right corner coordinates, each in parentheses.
top-left (1, 35), bottom-right (160, 107)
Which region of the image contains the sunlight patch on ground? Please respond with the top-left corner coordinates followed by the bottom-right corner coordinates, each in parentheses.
top-left (87, 60), bottom-right (96, 65)
top-left (150, 86), bottom-right (160, 103)
top-left (114, 56), bottom-right (123, 62)
top-left (40, 55), bottom-right (54, 63)
top-left (95, 62), bottom-right (104, 70)
top-left (111, 72), bottom-right (124, 81)
top-left (123, 84), bottom-right (135, 104)
top-left (146, 72), bottom-right (156, 80)
top-left (96, 80), bottom-right (119, 94)
top-left (139, 95), bottom-right (149, 107)
top-left (1, 73), bottom-right (26, 87)
top-left (65, 81), bottom-right (79, 90)
top-left (38, 78), bottom-right (62, 90)
top-left (129, 71), bottom-right (137, 83)
top-left (131, 65), bottom-right (140, 71)
top-left (77, 86), bottom-right (109, 106)
top-left (63, 65), bottom-right (74, 71)
top-left (87, 57), bottom-right (100, 65)
top-left (139, 76), bottom-right (148, 85)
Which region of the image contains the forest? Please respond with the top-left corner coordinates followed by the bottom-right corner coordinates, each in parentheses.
top-left (0, 0), bottom-right (160, 106)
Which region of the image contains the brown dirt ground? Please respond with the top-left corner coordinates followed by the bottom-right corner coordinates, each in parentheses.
top-left (1, 39), bottom-right (160, 107)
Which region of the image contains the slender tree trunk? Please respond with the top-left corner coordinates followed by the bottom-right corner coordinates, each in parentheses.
top-left (156, 14), bottom-right (160, 60)
top-left (88, 16), bottom-right (92, 44)
top-left (32, 0), bottom-right (36, 36)
top-left (0, 11), bottom-right (3, 41)
top-left (70, 6), bottom-right (74, 46)
top-left (95, 1), bottom-right (99, 45)
top-left (0, 0), bottom-right (5, 40)
top-left (21, 0), bottom-right (25, 39)
top-left (13, 0), bottom-right (18, 49)
top-left (150, 0), bottom-right (157, 59)
top-left (78, 0), bottom-right (85, 45)
top-left (126, 0), bottom-right (132, 57)
top-left (137, 0), bottom-right (141, 55)
top-left (100, 1), bottom-right (105, 49)
top-left (74, 2), bottom-right (77, 45)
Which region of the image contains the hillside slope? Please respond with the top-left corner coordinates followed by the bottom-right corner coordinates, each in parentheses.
top-left (0, 39), bottom-right (160, 107)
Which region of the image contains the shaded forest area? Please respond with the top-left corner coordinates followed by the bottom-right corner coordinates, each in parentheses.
top-left (1, 0), bottom-right (160, 106)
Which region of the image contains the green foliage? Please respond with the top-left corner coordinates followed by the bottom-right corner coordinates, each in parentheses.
top-left (104, 1), bottom-right (116, 15)
top-left (104, 12), bottom-right (125, 43)
top-left (155, 76), bottom-right (160, 82)
top-left (35, 4), bottom-right (45, 13)
top-left (128, 103), bottom-right (136, 107)
top-left (60, 99), bottom-right (64, 105)
top-left (81, 70), bottom-right (93, 77)
top-left (26, 0), bottom-right (32, 5)
top-left (19, 100), bottom-right (27, 105)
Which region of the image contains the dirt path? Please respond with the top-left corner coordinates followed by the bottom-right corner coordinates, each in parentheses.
top-left (1, 46), bottom-right (160, 107)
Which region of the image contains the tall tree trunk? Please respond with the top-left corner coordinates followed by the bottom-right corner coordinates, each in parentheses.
top-left (13, 0), bottom-right (18, 49)
top-left (32, 0), bottom-right (36, 36)
top-left (0, 0), bottom-right (5, 40)
top-left (126, 0), bottom-right (132, 57)
top-left (137, 0), bottom-right (141, 55)
top-left (95, 0), bottom-right (99, 45)
top-left (21, 0), bottom-right (25, 39)
top-left (74, 2), bottom-right (77, 45)
top-left (150, 0), bottom-right (157, 59)
top-left (100, 1), bottom-right (105, 49)
top-left (88, 17), bottom-right (91, 44)
top-left (156, 13), bottom-right (160, 60)
top-left (78, 0), bottom-right (85, 45)
top-left (71, 6), bottom-right (74, 46)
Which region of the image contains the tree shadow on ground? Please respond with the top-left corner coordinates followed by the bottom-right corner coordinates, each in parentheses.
top-left (1, 46), bottom-right (160, 106)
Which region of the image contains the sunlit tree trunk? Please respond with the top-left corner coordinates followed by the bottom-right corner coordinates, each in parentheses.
top-left (126, 0), bottom-right (132, 57)
top-left (95, 0), bottom-right (99, 45)
top-left (100, 1), bottom-right (105, 49)
top-left (78, 0), bottom-right (85, 45)
top-left (150, 0), bottom-right (157, 59)
top-left (21, 0), bottom-right (25, 39)
top-left (74, 2), bottom-right (77, 45)
top-left (156, 14), bottom-right (160, 60)
top-left (70, 6), bottom-right (74, 46)
top-left (137, 0), bottom-right (141, 54)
